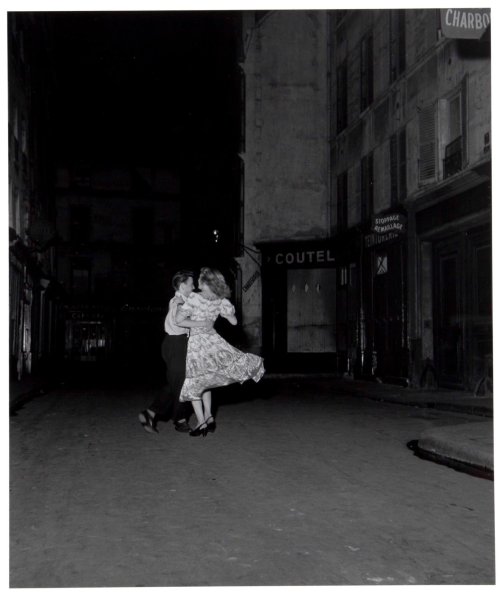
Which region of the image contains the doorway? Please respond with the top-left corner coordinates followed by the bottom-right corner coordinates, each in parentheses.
top-left (433, 227), bottom-right (492, 389)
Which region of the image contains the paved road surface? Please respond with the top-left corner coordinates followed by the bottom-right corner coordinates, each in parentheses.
top-left (10, 378), bottom-right (495, 587)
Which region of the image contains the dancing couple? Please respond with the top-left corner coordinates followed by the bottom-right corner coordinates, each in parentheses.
top-left (139, 267), bottom-right (264, 437)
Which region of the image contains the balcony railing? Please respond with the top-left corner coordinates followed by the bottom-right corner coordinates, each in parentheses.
top-left (443, 136), bottom-right (463, 179)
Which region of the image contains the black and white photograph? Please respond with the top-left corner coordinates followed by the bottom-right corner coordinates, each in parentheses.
top-left (7, 3), bottom-right (494, 589)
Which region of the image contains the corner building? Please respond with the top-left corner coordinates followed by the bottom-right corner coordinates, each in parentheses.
top-left (238, 11), bottom-right (331, 371)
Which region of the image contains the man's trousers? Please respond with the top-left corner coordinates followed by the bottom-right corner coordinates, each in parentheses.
top-left (149, 334), bottom-right (191, 421)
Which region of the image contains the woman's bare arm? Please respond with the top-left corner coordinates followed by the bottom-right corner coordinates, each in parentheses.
top-left (225, 314), bottom-right (237, 326)
top-left (175, 305), bottom-right (212, 328)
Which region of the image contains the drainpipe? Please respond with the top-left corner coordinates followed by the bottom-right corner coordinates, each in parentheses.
top-left (406, 202), bottom-right (420, 387)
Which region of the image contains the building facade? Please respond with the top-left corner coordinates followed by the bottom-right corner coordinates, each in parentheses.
top-left (54, 165), bottom-right (183, 376)
top-left (239, 9), bottom-right (491, 389)
top-left (329, 9), bottom-right (491, 389)
top-left (8, 13), bottom-right (62, 384)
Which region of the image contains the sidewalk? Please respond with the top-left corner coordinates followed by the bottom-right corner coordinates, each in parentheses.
top-left (267, 373), bottom-right (494, 479)
top-left (9, 372), bottom-right (55, 413)
top-left (336, 376), bottom-right (494, 479)
top-left (411, 420), bottom-right (494, 480)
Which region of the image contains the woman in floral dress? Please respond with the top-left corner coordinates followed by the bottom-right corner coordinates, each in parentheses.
top-left (176, 267), bottom-right (265, 436)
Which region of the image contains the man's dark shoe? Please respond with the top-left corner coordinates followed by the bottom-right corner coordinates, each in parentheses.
top-left (174, 420), bottom-right (191, 433)
top-left (139, 410), bottom-right (158, 434)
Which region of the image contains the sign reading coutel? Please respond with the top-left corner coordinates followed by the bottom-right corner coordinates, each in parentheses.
top-left (272, 249), bottom-right (335, 266)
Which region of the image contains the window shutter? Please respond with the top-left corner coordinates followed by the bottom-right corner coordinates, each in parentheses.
top-left (398, 127), bottom-right (407, 200)
top-left (337, 62), bottom-right (348, 133)
top-left (461, 76), bottom-right (468, 164)
top-left (418, 104), bottom-right (436, 181)
top-left (360, 34), bottom-right (373, 111)
top-left (390, 134), bottom-right (398, 205)
top-left (337, 171), bottom-right (348, 230)
top-left (361, 153), bottom-right (374, 220)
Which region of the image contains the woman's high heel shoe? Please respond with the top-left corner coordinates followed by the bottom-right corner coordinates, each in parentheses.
top-left (190, 423), bottom-right (207, 437)
top-left (205, 416), bottom-right (216, 433)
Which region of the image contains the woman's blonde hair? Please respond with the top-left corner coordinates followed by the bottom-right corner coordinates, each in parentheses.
top-left (199, 267), bottom-right (231, 299)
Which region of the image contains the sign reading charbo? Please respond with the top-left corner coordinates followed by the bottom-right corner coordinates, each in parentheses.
top-left (371, 213), bottom-right (407, 235)
top-left (440, 8), bottom-right (490, 39)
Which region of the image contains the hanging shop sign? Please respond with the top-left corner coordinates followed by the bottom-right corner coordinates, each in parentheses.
top-left (440, 8), bottom-right (490, 39)
top-left (371, 212), bottom-right (407, 235)
top-left (242, 270), bottom-right (260, 292)
top-left (365, 231), bottom-right (401, 248)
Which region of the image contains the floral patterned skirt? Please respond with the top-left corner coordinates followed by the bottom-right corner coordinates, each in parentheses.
top-left (179, 329), bottom-right (265, 402)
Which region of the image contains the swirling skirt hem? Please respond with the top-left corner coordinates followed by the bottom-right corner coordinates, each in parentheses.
top-left (180, 359), bottom-right (265, 402)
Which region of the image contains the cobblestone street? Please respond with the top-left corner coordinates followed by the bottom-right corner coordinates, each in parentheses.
top-left (10, 377), bottom-right (495, 587)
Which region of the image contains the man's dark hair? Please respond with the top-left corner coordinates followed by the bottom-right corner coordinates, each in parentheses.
top-left (172, 270), bottom-right (194, 290)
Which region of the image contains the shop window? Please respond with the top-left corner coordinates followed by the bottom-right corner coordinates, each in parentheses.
top-left (337, 60), bottom-right (348, 133)
top-left (376, 254), bottom-right (388, 275)
top-left (360, 33), bottom-right (374, 112)
top-left (337, 170), bottom-right (348, 231)
top-left (287, 268), bottom-right (336, 353)
top-left (361, 152), bottom-right (374, 221)
top-left (418, 103), bottom-right (436, 183)
top-left (389, 10), bottom-right (406, 82)
top-left (390, 127), bottom-right (407, 205)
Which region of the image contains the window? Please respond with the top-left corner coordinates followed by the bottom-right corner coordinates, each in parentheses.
top-left (389, 10), bottom-right (406, 82)
top-left (336, 61), bottom-right (348, 133)
top-left (418, 103), bottom-right (436, 182)
top-left (360, 33), bottom-right (374, 111)
top-left (443, 79), bottom-right (467, 179)
top-left (20, 117), bottom-right (27, 154)
top-left (11, 106), bottom-right (19, 167)
top-left (71, 257), bottom-right (91, 298)
top-left (337, 170), bottom-right (348, 231)
top-left (133, 207), bottom-right (154, 245)
top-left (239, 67), bottom-right (245, 153)
top-left (70, 206), bottom-right (91, 243)
top-left (349, 263), bottom-right (357, 288)
top-left (161, 223), bottom-right (173, 245)
top-left (361, 152), bottom-right (374, 221)
top-left (390, 127), bottom-right (407, 205)
top-left (335, 10), bottom-right (348, 27)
